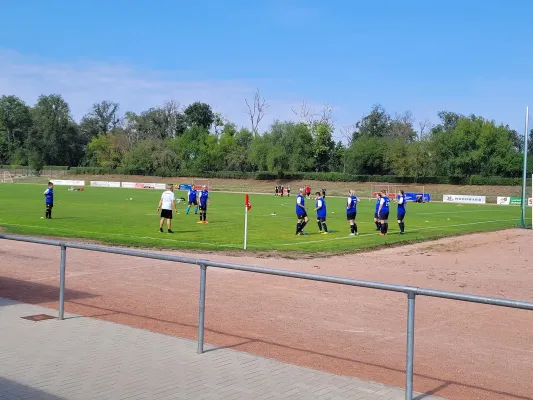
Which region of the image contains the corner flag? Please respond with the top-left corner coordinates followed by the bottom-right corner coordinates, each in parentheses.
top-left (244, 194), bottom-right (252, 249)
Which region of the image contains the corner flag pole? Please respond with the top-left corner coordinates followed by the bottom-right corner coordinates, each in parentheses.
top-left (521, 106), bottom-right (529, 227)
top-left (244, 194), bottom-right (251, 249)
top-left (244, 204), bottom-right (248, 249)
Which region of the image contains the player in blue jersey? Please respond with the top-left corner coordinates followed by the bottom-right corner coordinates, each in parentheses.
top-left (198, 186), bottom-right (210, 224)
top-left (396, 190), bottom-right (406, 234)
top-left (346, 190), bottom-right (359, 236)
top-left (377, 189), bottom-right (390, 236)
top-left (44, 182), bottom-right (54, 219)
top-left (314, 191), bottom-right (329, 234)
top-left (373, 193), bottom-right (382, 231)
top-left (295, 188), bottom-right (308, 235)
top-left (186, 187), bottom-right (198, 215)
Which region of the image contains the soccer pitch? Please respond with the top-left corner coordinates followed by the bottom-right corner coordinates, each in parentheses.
top-left (0, 184), bottom-right (524, 254)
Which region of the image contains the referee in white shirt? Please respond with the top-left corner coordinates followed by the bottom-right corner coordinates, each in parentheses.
top-left (157, 184), bottom-right (177, 233)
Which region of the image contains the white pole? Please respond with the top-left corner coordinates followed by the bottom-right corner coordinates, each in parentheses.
top-left (244, 206), bottom-right (248, 249)
top-left (521, 106), bottom-right (529, 227)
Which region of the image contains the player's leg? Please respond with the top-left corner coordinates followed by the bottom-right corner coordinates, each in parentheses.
top-left (296, 217), bottom-right (302, 234)
top-left (199, 206), bottom-right (203, 222)
top-left (203, 206), bottom-right (207, 222)
top-left (374, 213), bottom-right (380, 230)
top-left (398, 213), bottom-right (405, 234)
top-left (194, 201), bottom-right (198, 214)
top-left (317, 217), bottom-right (323, 232)
top-left (353, 213), bottom-right (358, 234)
top-left (48, 204), bottom-right (53, 219)
top-left (159, 217), bottom-right (165, 232)
top-left (186, 202), bottom-right (191, 214)
top-left (321, 217), bottom-right (328, 234)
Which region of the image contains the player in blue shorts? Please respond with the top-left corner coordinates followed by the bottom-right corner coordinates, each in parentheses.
top-left (198, 185), bottom-right (209, 224)
top-left (346, 190), bottom-right (359, 236)
top-left (377, 189), bottom-right (390, 236)
top-left (295, 188), bottom-right (308, 235)
top-left (396, 190), bottom-right (406, 234)
top-left (373, 193), bottom-right (382, 231)
top-left (314, 191), bottom-right (329, 234)
top-left (186, 187), bottom-right (198, 215)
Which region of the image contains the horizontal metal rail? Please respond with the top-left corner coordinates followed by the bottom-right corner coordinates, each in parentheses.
top-left (1, 233), bottom-right (532, 400)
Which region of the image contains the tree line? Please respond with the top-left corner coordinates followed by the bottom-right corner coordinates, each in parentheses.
top-left (0, 92), bottom-right (532, 178)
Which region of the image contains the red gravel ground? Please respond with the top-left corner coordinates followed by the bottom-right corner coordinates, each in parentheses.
top-left (1, 228), bottom-right (532, 400)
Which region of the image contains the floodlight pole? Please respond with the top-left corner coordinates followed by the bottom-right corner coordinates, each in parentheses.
top-left (521, 106), bottom-right (529, 227)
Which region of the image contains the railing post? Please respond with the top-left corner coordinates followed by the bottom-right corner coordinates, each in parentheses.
top-left (58, 245), bottom-right (67, 320)
top-left (197, 264), bottom-right (207, 354)
top-left (405, 291), bottom-right (416, 400)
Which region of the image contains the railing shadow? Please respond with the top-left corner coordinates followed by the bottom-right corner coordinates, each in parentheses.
top-left (0, 277), bottom-right (98, 307)
top-left (66, 300), bottom-right (532, 400)
top-left (0, 377), bottom-right (67, 399)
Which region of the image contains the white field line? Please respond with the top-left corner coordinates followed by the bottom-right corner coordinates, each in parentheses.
top-left (276, 218), bottom-right (519, 247)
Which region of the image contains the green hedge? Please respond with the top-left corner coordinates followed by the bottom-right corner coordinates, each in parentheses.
top-left (9, 165), bottom-right (532, 186)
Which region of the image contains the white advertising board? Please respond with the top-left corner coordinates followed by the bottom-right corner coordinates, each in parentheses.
top-left (51, 179), bottom-right (85, 186)
top-left (496, 196), bottom-right (510, 205)
top-left (90, 181), bottom-right (120, 188)
top-left (443, 194), bottom-right (486, 204)
top-left (121, 182), bottom-right (136, 188)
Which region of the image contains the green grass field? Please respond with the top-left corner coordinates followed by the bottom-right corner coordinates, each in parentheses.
top-left (0, 184), bottom-right (526, 254)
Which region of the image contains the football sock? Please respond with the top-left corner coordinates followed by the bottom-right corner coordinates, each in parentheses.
top-left (350, 224), bottom-right (355, 234)
top-left (194, 206), bottom-right (198, 214)
top-left (322, 223), bottom-right (328, 232)
top-left (317, 221), bottom-right (323, 231)
top-left (296, 223), bottom-right (301, 234)
top-left (399, 222), bottom-right (404, 233)
top-left (301, 221), bottom-right (307, 230)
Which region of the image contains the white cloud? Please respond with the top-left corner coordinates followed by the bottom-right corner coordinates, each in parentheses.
top-left (0, 49), bottom-right (336, 134)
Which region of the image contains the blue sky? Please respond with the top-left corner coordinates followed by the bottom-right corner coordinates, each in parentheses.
top-left (1, 0), bottom-right (532, 141)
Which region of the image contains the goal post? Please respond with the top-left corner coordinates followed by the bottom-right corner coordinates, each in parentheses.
top-left (1, 171), bottom-right (14, 183)
top-left (370, 184), bottom-right (391, 199)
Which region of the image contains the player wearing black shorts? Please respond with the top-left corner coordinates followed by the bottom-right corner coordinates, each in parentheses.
top-left (346, 190), bottom-right (359, 236)
top-left (295, 188), bottom-right (308, 235)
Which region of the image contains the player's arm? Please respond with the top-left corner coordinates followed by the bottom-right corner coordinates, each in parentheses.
top-left (377, 198), bottom-right (384, 214)
top-left (157, 196), bottom-right (163, 211)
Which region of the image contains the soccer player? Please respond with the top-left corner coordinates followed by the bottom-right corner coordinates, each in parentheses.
top-left (44, 182), bottom-right (54, 219)
top-left (287, 185), bottom-right (291, 197)
top-left (305, 185), bottom-right (311, 199)
top-left (322, 187), bottom-right (326, 198)
top-left (397, 190), bottom-right (406, 234)
top-left (186, 187), bottom-right (198, 215)
top-left (157, 184), bottom-right (176, 233)
top-left (346, 190), bottom-right (359, 236)
top-left (373, 193), bottom-right (382, 231)
top-left (295, 188), bottom-right (308, 235)
top-left (377, 189), bottom-right (390, 236)
top-left (315, 191), bottom-right (329, 234)
top-left (198, 185), bottom-right (210, 224)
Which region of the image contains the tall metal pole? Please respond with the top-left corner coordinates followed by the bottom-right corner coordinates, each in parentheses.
top-left (405, 292), bottom-right (416, 400)
top-left (197, 264), bottom-right (207, 354)
top-left (521, 106), bottom-right (529, 227)
top-left (58, 246), bottom-right (67, 320)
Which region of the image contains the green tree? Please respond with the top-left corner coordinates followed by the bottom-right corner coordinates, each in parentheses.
top-left (28, 94), bottom-right (84, 166)
top-left (313, 122), bottom-right (335, 172)
top-left (184, 102), bottom-right (214, 130)
top-left (79, 100), bottom-right (121, 140)
top-left (0, 95), bottom-right (33, 161)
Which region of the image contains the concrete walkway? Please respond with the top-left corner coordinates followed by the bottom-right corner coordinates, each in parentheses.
top-left (0, 298), bottom-right (445, 400)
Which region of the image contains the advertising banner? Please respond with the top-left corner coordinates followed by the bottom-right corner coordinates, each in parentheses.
top-left (443, 194), bottom-right (486, 204)
top-left (51, 180), bottom-right (85, 186)
top-left (90, 181), bottom-right (120, 188)
top-left (496, 196), bottom-right (511, 205)
top-left (121, 182), bottom-right (136, 188)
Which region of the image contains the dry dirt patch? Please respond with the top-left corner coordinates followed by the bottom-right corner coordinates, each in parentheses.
top-left (1, 228), bottom-right (532, 400)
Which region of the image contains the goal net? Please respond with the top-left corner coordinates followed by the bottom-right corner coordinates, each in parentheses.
top-left (391, 185), bottom-right (427, 202)
top-left (192, 178), bottom-right (211, 191)
top-left (370, 184), bottom-right (392, 199)
top-left (1, 172), bottom-right (14, 183)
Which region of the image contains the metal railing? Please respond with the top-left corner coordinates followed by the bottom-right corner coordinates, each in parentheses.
top-left (1, 234), bottom-right (533, 400)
